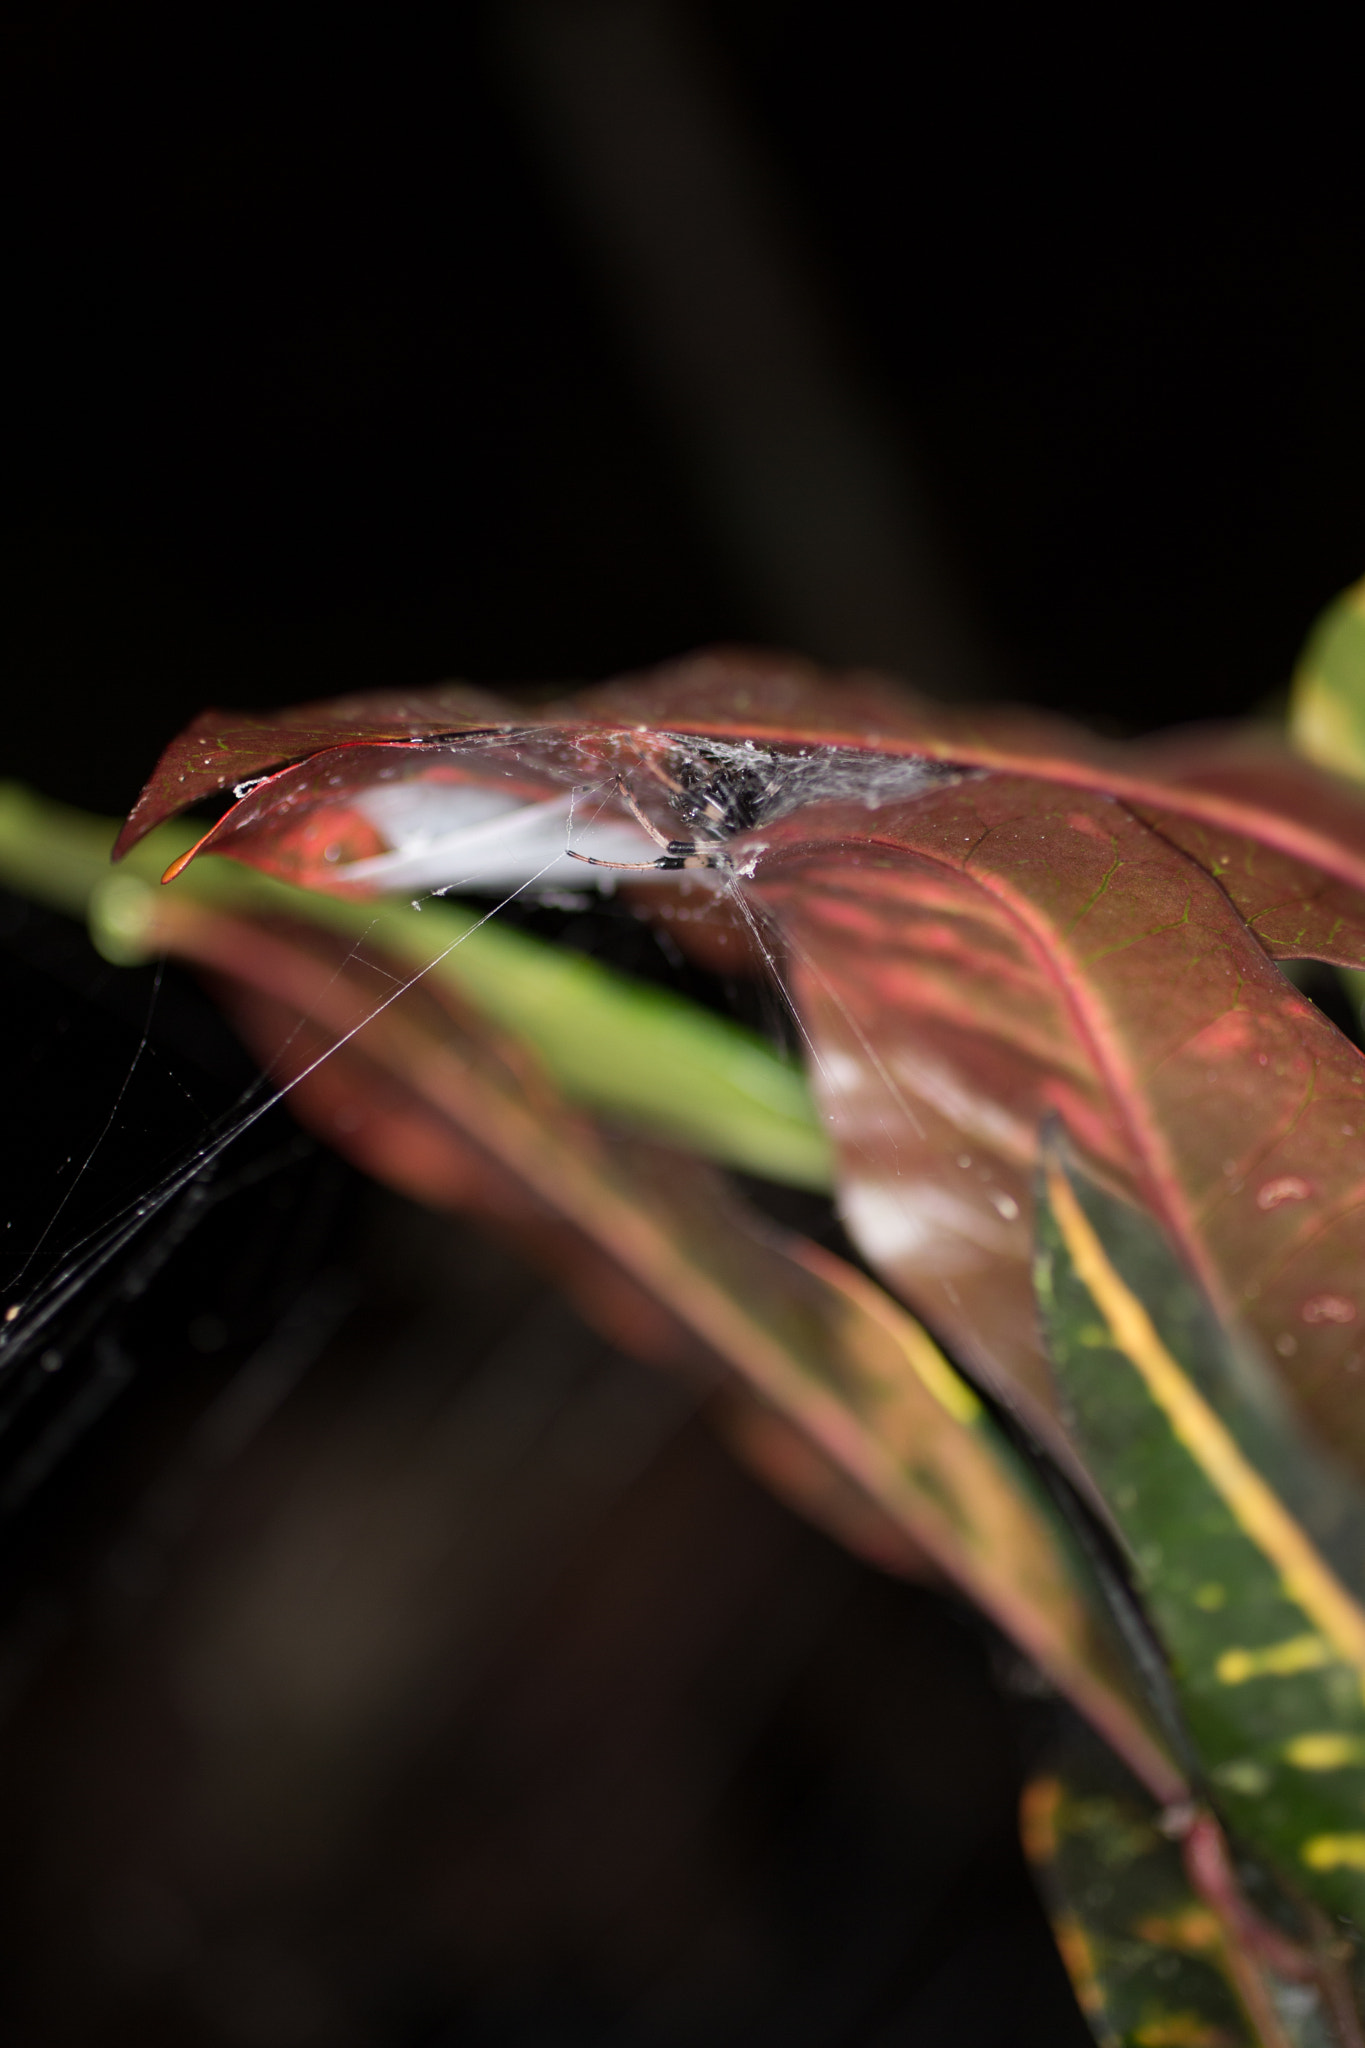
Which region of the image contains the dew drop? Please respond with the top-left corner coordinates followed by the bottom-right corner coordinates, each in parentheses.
top-left (987, 1189), bottom-right (1020, 1221)
top-left (1275, 1332), bottom-right (1298, 1357)
top-left (1256, 1175), bottom-right (1312, 1210)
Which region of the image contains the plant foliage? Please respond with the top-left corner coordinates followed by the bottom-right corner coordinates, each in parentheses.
top-left (9, 607), bottom-right (1365, 2039)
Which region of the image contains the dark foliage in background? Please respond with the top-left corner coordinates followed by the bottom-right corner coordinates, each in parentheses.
top-left (1, 5), bottom-right (1362, 2041)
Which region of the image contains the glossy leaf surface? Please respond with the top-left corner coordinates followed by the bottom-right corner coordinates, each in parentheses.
top-left (115, 657), bottom-right (1365, 1490)
top-left (750, 772), bottom-right (1365, 1479)
top-left (115, 653), bottom-right (1365, 899)
top-left (113, 684), bottom-right (514, 861)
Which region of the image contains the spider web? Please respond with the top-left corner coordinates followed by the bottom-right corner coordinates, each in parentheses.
top-left (0, 739), bottom-right (907, 1511)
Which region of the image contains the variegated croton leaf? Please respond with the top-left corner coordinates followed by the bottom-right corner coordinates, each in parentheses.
top-left (86, 631), bottom-right (1365, 2039)
top-left (1037, 1138), bottom-right (1365, 1939)
top-left (116, 649), bottom-right (1365, 1494)
top-left (1024, 1721), bottom-right (1354, 2048)
top-left (0, 782), bottom-right (1181, 1811)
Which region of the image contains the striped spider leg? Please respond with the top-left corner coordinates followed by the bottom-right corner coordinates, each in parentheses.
top-left (567, 771), bottom-right (733, 874)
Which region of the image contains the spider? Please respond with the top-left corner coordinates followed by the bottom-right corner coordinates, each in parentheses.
top-left (566, 770), bottom-right (734, 874)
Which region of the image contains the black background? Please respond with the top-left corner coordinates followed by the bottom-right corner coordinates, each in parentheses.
top-left (1, 6), bottom-right (1362, 2042)
top-left (5, 5), bottom-right (1363, 810)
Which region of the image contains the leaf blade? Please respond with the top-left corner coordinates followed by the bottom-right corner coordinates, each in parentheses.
top-left (0, 784), bottom-right (832, 1190)
top-left (1036, 1147), bottom-right (1365, 1927)
top-left (1024, 1727), bottom-right (1347, 2048)
top-left (53, 859), bottom-right (1186, 1807)
top-left (748, 775), bottom-right (1365, 1478)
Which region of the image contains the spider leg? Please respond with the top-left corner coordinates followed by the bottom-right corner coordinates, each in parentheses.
top-left (565, 849), bottom-right (682, 872)
top-left (569, 766), bottom-right (732, 874)
top-left (614, 776), bottom-right (678, 852)
top-left (635, 752), bottom-right (689, 799)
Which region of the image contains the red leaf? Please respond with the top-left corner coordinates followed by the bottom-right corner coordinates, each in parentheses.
top-left (218, 974), bottom-right (937, 1581)
top-left (749, 774), bottom-right (1365, 1471)
top-left (131, 885), bottom-right (1173, 1796)
top-left (123, 652), bottom-right (1365, 1482)
top-left (117, 652), bottom-right (1365, 904)
top-left (112, 683), bottom-right (514, 863)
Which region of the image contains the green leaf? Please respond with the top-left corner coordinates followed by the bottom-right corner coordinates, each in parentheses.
top-left (0, 800), bottom-right (1185, 1806)
top-left (1024, 1726), bottom-right (1341, 2048)
top-left (0, 783), bottom-right (831, 1191)
top-left (1291, 577), bottom-right (1365, 786)
top-left (1035, 1143), bottom-right (1365, 1930)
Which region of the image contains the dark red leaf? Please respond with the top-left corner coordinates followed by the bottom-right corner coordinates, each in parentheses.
top-left (123, 653), bottom-right (1365, 1486)
top-left (112, 684), bottom-right (514, 862)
